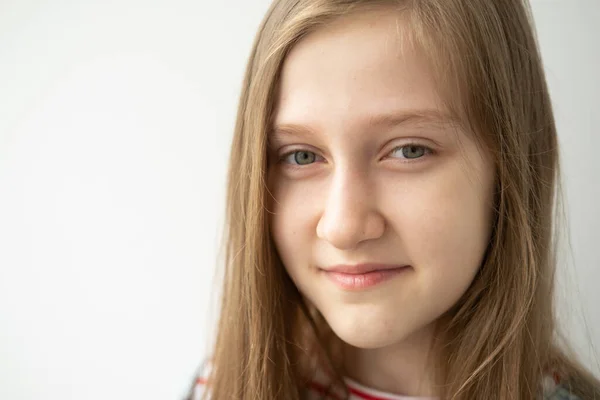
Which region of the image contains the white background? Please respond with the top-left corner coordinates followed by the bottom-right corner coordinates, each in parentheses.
top-left (0, 1), bottom-right (598, 399)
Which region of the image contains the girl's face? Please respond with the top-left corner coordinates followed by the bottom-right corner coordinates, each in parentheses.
top-left (268, 10), bottom-right (495, 350)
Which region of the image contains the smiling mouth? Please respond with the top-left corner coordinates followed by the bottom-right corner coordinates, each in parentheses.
top-left (319, 264), bottom-right (410, 290)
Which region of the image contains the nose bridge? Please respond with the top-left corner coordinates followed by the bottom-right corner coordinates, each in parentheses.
top-left (331, 165), bottom-right (369, 213)
top-left (317, 163), bottom-right (384, 249)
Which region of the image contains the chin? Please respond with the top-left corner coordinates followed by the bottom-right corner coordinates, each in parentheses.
top-left (336, 333), bottom-right (397, 349)
top-left (325, 314), bottom-right (413, 350)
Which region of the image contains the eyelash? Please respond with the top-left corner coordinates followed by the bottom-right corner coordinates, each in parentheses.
top-left (278, 143), bottom-right (434, 169)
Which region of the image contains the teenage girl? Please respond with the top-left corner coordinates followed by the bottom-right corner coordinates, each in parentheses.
top-left (188, 0), bottom-right (600, 399)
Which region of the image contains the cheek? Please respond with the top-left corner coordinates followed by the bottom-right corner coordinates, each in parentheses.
top-left (387, 163), bottom-right (494, 285)
top-left (269, 178), bottom-right (321, 276)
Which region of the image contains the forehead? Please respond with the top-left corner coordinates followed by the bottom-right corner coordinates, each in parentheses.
top-left (273, 8), bottom-right (447, 132)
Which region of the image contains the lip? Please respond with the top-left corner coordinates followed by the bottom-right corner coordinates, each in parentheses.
top-left (320, 263), bottom-right (409, 290)
top-left (323, 263), bottom-right (409, 274)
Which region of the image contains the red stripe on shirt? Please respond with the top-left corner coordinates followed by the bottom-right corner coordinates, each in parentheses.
top-left (347, 385), bottom-right (395, 400)
top-left (196, 377), bottom-right (207, 385)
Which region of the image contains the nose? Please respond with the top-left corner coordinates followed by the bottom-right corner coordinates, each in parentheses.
top-left (316, 167), bottom-right (386, 250)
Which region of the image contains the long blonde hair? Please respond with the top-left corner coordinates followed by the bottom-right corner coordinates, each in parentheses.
top-left (198, 0), bottom-right (600, 398)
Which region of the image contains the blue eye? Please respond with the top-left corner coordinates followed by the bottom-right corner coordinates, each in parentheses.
top-left (281, 150), bottom-right (318, 165)
top-left (390, 145), bottom-right (431, 159)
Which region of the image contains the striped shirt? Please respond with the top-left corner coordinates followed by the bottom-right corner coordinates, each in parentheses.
top-left (191, 371), bottom-right (580, 400)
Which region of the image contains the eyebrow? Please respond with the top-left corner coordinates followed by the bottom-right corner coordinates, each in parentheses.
top-left (269, 109), bottom-right (459, 141)
top-left (366, 109), bottom-right (458, 129)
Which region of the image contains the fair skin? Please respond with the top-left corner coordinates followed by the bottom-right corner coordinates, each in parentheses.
top-left (268, 8), bottom-right (496, 398)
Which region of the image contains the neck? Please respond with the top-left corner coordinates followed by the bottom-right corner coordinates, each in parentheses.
top-left (342, 323), bottom-right (440, 397)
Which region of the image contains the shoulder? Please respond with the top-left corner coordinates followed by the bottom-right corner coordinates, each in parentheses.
top-left (190, 377), bottom-right (208, 400)
top-left (188, 364), bottom-right (585, 400)
top-left (186, 359), bottom-right (211, 400)
top-left (542, 374), bottom-right (582, 400)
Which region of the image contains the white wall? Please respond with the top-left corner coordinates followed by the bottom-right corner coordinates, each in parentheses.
top-left (0, 1), bottom-right (597, 399)
top-left (533, 0), bottom-right (600, 373)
